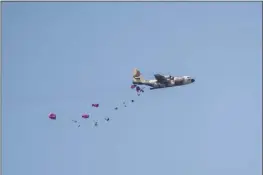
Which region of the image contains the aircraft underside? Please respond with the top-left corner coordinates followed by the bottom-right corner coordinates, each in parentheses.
top-left (132, 80), bottom-right (186, 90)
top-left (140, 80), bottom-right (188, 90)
top-left (146, 82), bottom-right (177, 90)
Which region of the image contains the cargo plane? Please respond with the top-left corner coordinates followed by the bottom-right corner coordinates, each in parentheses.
top-left (132, 68), bottom-right (195, 90)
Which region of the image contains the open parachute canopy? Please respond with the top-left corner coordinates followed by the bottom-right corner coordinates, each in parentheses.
top-left (131, 85), bottom-right (137, 89)
top-left (49, 113), bottom-right (56, 120)
top-left (92, 104), bottom-right (99, 108)
top-left (82, 114), bottom-right (89, 119)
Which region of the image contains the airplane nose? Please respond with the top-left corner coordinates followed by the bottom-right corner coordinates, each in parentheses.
top-left (191, 79), bottom-right (195, 83)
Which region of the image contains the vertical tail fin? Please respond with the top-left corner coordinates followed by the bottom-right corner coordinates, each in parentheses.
top-left (133, 68), bottom-right (144, 83)
top-left (133, 68), bottom-right (141, 78)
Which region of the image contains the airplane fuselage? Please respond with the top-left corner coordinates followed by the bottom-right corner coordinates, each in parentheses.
top-left (133, 75), bottom-right (195, 90)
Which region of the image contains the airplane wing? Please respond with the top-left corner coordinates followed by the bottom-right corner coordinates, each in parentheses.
top-left (154, 74), bottom-right (169, 84)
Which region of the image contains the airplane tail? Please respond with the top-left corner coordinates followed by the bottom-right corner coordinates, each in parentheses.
top-left (132, 68), bottom-right (145, 84)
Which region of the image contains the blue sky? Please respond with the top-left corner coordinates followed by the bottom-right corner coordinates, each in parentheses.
top-left (2, 2), bottom-right (262, 175)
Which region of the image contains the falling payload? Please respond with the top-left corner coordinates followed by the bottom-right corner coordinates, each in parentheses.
top-left (136, 86), bottom-right (144, 93)
top-left (49, 113), bottom-right (56, 120)
top-left (123, 102), bottom-right (127, 107)
top-left (47, 73), bottom-right (148, 129)
top-left (131, 84), bottom-right (145, 96)
top-left (92, 104), bottom-right (99, 108)
top-left (135, 86), bottom-right (145, 96)
top-left (82, 113), bottom-right (89, 119)
top-left (130, 85), bottom-right (137, 89)
top-left (47, 83), bottom-right (141, 128)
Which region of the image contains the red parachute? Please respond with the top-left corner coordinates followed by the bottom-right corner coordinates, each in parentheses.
top-left (82, 114), bottom-right (89, 119)
top-left (131, 85), bottom-right (137, 89)
top-left (92, 104), bottom-right (99, 107)
top-left (49, 113), bottom-right (56, 120)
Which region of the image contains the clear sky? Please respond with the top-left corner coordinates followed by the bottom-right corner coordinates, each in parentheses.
top-left (2, 2), bottom-right (262, 175)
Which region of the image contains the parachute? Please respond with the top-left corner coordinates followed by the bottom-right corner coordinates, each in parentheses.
top-left (92, 104), bottom-right (99, 107)
top-left (131, 85), bottom-right (137, 89)
top-left (82, 114), bottom-right (89, 119)
top-left (49, 113), bottom-right (56, 120)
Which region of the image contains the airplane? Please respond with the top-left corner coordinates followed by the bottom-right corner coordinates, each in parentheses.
top-left (132, 68), bottom-right (195, 90)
